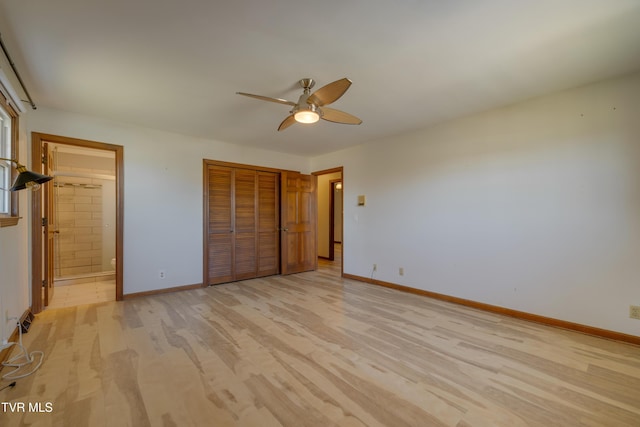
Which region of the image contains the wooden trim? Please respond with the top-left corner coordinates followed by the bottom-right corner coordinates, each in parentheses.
top-left (340, 174), bottom-right (344, 278)
top-left (0, 216), bottom-right (20, 227)
top-left (31, 132), bottom-right (121, 151)
top-left (203, 159), bottom-right (298, 175)
top-left (31, 133), bottom-right (125, 313)
top-left (328, 179), bottom-right (342, 261)
top-left (202, 160), bottom-right (210, 288)
top-left (328, 180), bottom-right (335, 261)
top-left (123, 283), bottom-right (203, 300)
top-left (0, 89), bottom-right (19, 224)
top-left (115, 145), bottom-right (124, 301)
top-left (312, 167), bottom-right (343, 176)
top-left (31, 137), bottom-right (43, 313)
top-left (312, 166), bottom-right (344, 278)
top-left (343, 273), bottom-right (640, 346)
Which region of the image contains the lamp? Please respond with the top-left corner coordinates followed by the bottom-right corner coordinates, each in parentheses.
top-left (294, 110), bottom-right (320, 124)
top-left (293, 104), bottom-right (321, 124)
top-left (0, 158), bottom-right (53, 191)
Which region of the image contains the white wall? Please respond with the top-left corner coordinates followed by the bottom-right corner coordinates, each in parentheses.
top-left (3, 69), bottom-right (639, 340)
top-left (311, 72), bottom-right (640, 336)
top-left (27, 108), bottom-right (310, 295)
top-left (0, 111), bottom-right (31, 344)
top-left (0, 58), bottom-right (32, 344)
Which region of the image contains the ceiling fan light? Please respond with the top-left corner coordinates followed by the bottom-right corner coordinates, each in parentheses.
top-left (294, 110), bottom-right (320, 124)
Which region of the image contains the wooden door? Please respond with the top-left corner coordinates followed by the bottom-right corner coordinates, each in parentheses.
top-left (207, 165), bottom-right (234, 285)
top-left (281, 171), bottom-right (317, 274)
top-left (43, 143), bottom-right (55, 306)
top-left (234, 169), bottom-right (257, 280)
top-left (205, 163), bottom-right (280, 285)
top-left (257, 171), bottom-right (279, 277)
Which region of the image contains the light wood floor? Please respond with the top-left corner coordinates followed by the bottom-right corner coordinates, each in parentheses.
top-left (47, 279), bottom-right (115, 309)
top-left (1, 255), bottom-right (639, 426)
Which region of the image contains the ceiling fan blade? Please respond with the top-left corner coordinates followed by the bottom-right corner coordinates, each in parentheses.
top-left (278, 114), bottom-right (297, 131)
top-left (321, 107), bottom-right (362, 125)
top-left (307, 78), bottom-right (352, 106)
top-left (236, 92), bottom-right (296, 106)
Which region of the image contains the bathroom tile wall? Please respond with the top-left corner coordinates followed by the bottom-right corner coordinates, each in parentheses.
top-left (54, 177), bottom-right (104, 278)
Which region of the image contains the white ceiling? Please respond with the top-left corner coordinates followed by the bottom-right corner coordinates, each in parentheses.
top-left (1, 0), bottom-right (640, 156)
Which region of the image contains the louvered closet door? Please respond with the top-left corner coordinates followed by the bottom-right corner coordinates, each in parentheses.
top-left (257, 172), bottom-right (279, 277)
top-left (205, 163), bottom-right (280, 285)
top-left (234, 169), bottom-right (257, 280)
top-left (207, 166), bottom-right (234, 285)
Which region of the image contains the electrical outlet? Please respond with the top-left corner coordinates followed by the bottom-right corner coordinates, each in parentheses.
top-left (399, 267), bottom-right (404, 276)
top-left (159, 270), bottom-right (166, 279)
top-left (630, 305), bottom-right (640, 320)
top-left (373, 264), bottom-right (377, 272)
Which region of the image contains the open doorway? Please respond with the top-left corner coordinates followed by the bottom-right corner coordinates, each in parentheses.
top-left (330, 179), bottom-right (343, 263)
top-left (31, 133), bottom-right (123, 313)
top-left (313, 167), bottom-right (343, 276)
top-left (47, 144), bottom-right (116, 308)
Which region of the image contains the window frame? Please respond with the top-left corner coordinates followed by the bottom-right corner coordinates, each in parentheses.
top-left (0, 89), bottom-right (19, 227)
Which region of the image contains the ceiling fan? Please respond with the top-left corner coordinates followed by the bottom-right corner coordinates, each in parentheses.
top-left (236, 78), bottom-right (362, 131)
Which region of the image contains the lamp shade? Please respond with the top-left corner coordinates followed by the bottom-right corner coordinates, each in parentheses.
top-left (293, 101), bottom-right (321, 124)
top-left (10, 168), bottom-right (53, 191)
top-left (1, 159), bottom-right (54, 191)
top-left (294, 110), bottom-right (320, 124)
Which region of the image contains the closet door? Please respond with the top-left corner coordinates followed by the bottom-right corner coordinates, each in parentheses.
top-left (205, 162), bottom-right (281, 285)
top-left (257, 171), bottom-right (279, 277)
top-left (233, 169), bottom-right (257, 280)
top-left (207, 165), bottom-right (234, 285)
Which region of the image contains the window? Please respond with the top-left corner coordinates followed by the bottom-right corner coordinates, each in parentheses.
top-left (0, 87), bottom-right (19, 226)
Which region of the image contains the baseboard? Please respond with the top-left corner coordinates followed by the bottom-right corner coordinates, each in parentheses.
top-left (0, 308), bottom-right (34, 371)
top-left (343, 273), bottom-right (640, 346)
top-left (123, 283), bottom-right (204, 300)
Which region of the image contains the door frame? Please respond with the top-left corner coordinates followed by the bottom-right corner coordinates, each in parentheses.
top-left (328, 178), bottom-right (342, 261)
top-left (31, 133), bottom-right (124, 313)
top-left (42, 143), bottom-right (55, 306)
top-left (312, 166), bottom-right (344, 277)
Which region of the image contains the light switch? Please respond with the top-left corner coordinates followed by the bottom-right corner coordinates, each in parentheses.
top-left (358, 195), bottom-right (366, 206)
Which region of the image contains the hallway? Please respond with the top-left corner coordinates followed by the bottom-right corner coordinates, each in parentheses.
top-left (318, 242), bottom-right (342, 274)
